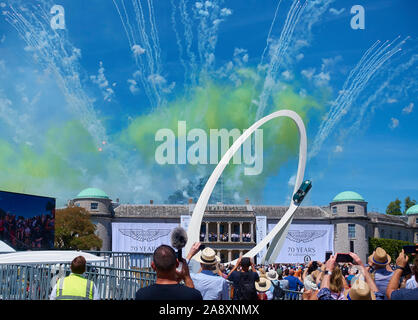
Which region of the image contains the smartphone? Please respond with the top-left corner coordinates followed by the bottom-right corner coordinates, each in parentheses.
top-left (403, 245), bottom-right (418, 254)
top-left (336, 253), bottom-right (354, 263)
top-left (325, 251), bottom-right (332, 261)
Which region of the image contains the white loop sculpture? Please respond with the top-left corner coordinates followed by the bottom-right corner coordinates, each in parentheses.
top-left (185, 109), bottom-right (307, 264)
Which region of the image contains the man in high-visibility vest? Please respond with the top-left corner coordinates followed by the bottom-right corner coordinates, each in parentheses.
top-left (50, 255), bottom-right (99, 300)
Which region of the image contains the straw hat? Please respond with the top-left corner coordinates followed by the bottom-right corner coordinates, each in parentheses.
top-left (255, 277), bottom-right (271, 292)
top-left (368, 247), bottom-right (391, 266)
top-left (266, 270), bottom-right (278, 281)
top-left (345, 279), bottom-right (376, 300)
top-left (259, 268), bottom-right (267, 278)
top-left (195, 247), bottom-right (221, 265)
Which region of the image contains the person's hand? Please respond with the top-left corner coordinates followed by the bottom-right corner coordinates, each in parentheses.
top-left (236, 255), bottom-right (242, 267)
top-left (325, 255), bottom-right (336, 272)
top-left (186, 242), bottom-right (201, 260)
top-left (349, 252), bottom-right (363, 266)
top-left (175, 258), bottom-right (191, 281)
top-left (396, 250), bottom-right (409, 268)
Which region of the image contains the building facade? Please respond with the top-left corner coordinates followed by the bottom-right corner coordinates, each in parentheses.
top-left (70, 188), bottom-right (418, 263)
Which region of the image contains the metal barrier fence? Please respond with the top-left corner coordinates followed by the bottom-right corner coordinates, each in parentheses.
top-left (0, 263), bottom-right (156, 300)
top-left (282, 289), bottom-right (303, 300)
top-left (85, 251), bottom-right (153, 269)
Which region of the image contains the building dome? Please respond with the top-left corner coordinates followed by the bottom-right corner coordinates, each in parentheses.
top-left (406, 204), bottom-right (418, 216)
top-left (332, 191), bottom-right (365, 202)
top-left (75, 188), bottom-right (109, 200)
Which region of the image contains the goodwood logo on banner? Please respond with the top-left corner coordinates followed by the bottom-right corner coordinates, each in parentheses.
top-left (119, 229), bottom-right (171, 242)
top-left (286, 230), bottom-right (327, 243)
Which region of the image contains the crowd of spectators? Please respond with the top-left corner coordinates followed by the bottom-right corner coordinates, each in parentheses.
top-left (135, 243), bottom-right (418, 301)
top-left (0, 212), bottom-right (54, 250)
top-left (199, 232), bottom-right (252, 242)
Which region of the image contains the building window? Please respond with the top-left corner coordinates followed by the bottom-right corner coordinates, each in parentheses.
top-left (416, 218), bottom-right (418, 224)
top-left (350, 241), bottom-right (354, 253)
top-left (397, 231), bottom-right (401, 240)
top-left (348, 224), bottom-right (356, 238)
top-left (381, 229), bottom-right (385, 238)
top-left (332, 206), bottom-right (337, 214)
top-left (90, 202), bottom-right (98, 210)
top-left (348, 206), bottom-right (355, 213)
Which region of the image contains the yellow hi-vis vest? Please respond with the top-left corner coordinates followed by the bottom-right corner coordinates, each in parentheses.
top-left (56, 273), bottom-right (94, 300)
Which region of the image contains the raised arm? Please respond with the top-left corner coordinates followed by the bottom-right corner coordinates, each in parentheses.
top-left (386, 250), bottom-right (409, 300)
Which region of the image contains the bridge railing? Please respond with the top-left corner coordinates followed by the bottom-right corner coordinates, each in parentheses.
top-left (0, 263), bottom-right (156, 300)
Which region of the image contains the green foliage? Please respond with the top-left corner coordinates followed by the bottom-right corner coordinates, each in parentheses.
top-left (404, 196), bottom-right (417, 214)
top-left (386, 198), bottom-right (402, 216)
top-left (369, 238), bottom-right (414, 262)
top-left (55, 206), bottom-right (102, 250)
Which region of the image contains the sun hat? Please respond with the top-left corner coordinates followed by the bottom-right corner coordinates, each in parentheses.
top-left (195, 247), bottom-right (221, 265)
top-left (345, 279), bottom-right (376, 300)
top-left (368, 247), bottom-right (391, 266)
top-left (266, 270), bottom-right (278, 281)
top-left (255, 277), bottom-right (271, 292)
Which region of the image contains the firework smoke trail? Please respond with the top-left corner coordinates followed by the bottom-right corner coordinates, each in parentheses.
top-left (255, 0), bottom-right (307, 120)
top-left (309, 37), bottom-right (405, 158)
top-left (171, 0), bottom-right (198, 88)
top-left (112, 0), bottom-right (165, 107)
top-left (349, 49), bottom-right (416, 134)
top-left (260, 0), bottom-right (283, 67)
top-left (4, 1), bottom-right (108, 148)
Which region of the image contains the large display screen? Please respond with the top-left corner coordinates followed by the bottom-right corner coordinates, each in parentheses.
top-left (0, 190), bottom-right (55, 250)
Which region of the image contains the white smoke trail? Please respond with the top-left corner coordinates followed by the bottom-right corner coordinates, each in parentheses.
top-left (255, 0), bottom-right (307, 120)
top-left (349, 51), bottom-right (417, 134)
top-left (259, 0), bottom-right (283, 67)
top-left (4, 1), bottom-right (108, 148)
top-left (309, 37), bottom-right (406, 158)
top-left (113, 0), bottom-right (166, 107)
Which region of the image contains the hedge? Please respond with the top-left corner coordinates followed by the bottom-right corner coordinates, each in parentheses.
top-left (369, 238), bottom-right (414, 262)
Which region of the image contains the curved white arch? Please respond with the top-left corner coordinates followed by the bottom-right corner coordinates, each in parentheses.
top-left (185, 110), bottom-right (307, 264)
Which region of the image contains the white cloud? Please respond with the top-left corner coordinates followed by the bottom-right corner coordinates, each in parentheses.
top-left (389, 117), bottom-right (399, 129)
top-left (148, 74), bottom-right (166, 86)
top-left (220, 8), bottom-right (232, 16)
top-left (329, 8), bottom-right (345, 15)
top-left (132, 44), bottom-right (145, 56)
top-left (0, 34), bottom-right (5, 43)
top-left (281, 70), bottom-right (293, 80)
top-left (387, 98), bottom-right (397, 104)
top-left (334, 145), bottom-right (343, 153)
top-left (296, 53), bottom-right (304, 61)
top-left (402, 102), bottom-right (414, 114)
top-left (127, 79), bottom-right (139, 94)
top-left (301, 68), bottom-right (315, 80)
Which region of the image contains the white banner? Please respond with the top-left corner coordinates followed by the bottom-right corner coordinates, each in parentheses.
top-left (112, 222), bottom-right (178, 253)
top-left (267, 223), bottom-right (334, 263)
top-left (255, 216), bottom-right (267, 262)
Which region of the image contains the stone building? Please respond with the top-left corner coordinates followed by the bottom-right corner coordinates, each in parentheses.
top-left (70, 188), bottom-right (418, 263)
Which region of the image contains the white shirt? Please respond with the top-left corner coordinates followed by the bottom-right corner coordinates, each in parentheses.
top-left (191, 270), bottom-right (230, 300)
top-left (406, 276), bottom-right (418, 289)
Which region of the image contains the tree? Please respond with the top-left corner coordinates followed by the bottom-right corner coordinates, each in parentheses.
top-left (404, 196), bottom-right (417, 214)
top-left (386, 198), bottom-right (402, 216)
top-left (369, 238), bottom-right (414, 262)
top-left (55, 206), bottom-right (102, 250)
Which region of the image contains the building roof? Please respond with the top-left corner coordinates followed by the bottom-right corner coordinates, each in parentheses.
top-left (332, 191), bottom-right (365, 202)
top-left (406, 204), bottom-right (418, 216)
top-left (75, 188), bottom-right (109, 200)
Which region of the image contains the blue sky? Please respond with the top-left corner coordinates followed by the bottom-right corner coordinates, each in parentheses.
top-left (0, 0), bottom-right (416, 212)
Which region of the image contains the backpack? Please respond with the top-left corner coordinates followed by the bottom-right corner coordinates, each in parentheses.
top-left (236, 272), bottom-right (258, 300)
top-left (271, 281), bottom-right (285, 300)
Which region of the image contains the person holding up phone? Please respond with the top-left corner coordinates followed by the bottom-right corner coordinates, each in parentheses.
top-left (386, 250), bottom-right (418, 300)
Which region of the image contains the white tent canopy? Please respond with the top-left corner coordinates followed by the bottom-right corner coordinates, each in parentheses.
top-left (0, 241), bottom-right (16, 253)
top-left (0, 250), bottom-right (106, 265)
